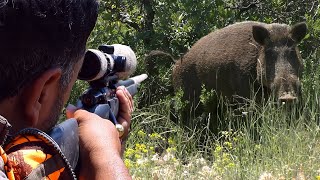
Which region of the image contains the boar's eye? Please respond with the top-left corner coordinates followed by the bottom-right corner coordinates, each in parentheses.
top-left (265, 48), bottom-right (276, 54)
top-left (283, 46), bottom-right (297, 54)
top-left (284, 49), bottom-right (300, 64)
top-left (264, 48), bottom-right (278, 61)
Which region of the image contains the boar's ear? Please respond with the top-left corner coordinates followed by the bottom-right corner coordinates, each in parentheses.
top-left (252, 25), bottom-right (270, 45)
top-left (290, 22), bottom-right (307, 42)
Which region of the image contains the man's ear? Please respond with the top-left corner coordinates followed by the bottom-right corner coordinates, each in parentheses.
top-left (20, 68), bottom-right (62, 127)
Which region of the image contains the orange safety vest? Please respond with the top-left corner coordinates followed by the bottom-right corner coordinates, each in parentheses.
top-left (0, 116), bottom-right (78, 180)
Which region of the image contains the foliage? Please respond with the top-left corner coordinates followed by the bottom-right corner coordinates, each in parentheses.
top-left (71, 0), bottom-right (320, 109)
top-left (200, 85), bottom-right (217, 113)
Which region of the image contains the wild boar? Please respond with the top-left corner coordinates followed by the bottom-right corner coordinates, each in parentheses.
top-left (173, 21), bottom-right (307, 110)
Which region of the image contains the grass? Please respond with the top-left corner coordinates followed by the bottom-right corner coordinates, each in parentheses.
top-left (125, 98), bottom-right (320, 179)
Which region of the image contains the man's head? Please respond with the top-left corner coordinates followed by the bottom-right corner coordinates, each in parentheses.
top-left (0, 0), bottom-right (99, 133)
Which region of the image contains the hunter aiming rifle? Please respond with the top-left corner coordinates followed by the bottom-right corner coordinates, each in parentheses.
top-left (49, 44), bottom-right (147, 170)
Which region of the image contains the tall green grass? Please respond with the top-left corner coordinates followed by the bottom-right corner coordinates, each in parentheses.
top-left (126, 99), bottom-right (320, 179)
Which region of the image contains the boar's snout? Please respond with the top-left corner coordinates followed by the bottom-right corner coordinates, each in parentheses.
top-left (278, 92), bottom-right (298, 104)
top-left (272, 75), bottom-right (302, 104)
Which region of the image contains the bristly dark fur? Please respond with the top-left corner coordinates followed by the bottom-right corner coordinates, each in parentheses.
top-left (173, 21), bottom-right (307, 106)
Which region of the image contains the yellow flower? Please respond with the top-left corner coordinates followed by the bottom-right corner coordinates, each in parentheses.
top-left (167, 147), bottom-right (177, 153)
top-left (135, 143), bottom-right (148, 153)
top-left (125, 148), bottom-right (135, 158)
top-left (124, 159), bottom-right (133, 168)
top-left (149, 133), bottom-right (162, 140)
top-left (135, 154), bottom-right (142, 159)
top-left (137, 130), bottom-right (147, 137)
top-left (227, 162), bottom-right (235, 168)
top-left (222, 153), bottom-right (230, 162)
top-left (223, 142), bottom-right (232, 149)
top-left (214, 145), bottom-right (223, 154)
top-left (255, 144), bottom-right (261, 150)
top-left (168, 137), bottom-right (176, 146)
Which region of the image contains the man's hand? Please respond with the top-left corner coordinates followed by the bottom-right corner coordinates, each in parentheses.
top-left (66, 86), bottom-right (133, 180)
top-left (116, 86), bottom-right (133, 140)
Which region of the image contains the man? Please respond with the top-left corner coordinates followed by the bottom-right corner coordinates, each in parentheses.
top-left (0, 0), bottom-right (132, 179)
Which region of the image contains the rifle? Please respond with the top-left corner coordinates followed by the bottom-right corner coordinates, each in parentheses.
top-left (49, 44), bottom-right (147, 170)
top-left (76, 73), bottom-right (147, 136)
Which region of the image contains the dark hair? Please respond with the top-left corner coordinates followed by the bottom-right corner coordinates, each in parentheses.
top-left (0, 0), bottom-right (99, 101)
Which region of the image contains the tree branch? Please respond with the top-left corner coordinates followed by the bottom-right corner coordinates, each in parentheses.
top-left (119, 11), bottom-right (141, 30)
top-left (225, 1), bottom-right (260, 14)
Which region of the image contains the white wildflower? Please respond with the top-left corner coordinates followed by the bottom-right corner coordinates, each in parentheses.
top-left (242, 111), bottom-right (249, 116)
top-left (151, 154), bottom-right (160, 161)
top-left (163, 152), bottom-right (175, 162)
top-left (259, 172), bottom-right (274, 180)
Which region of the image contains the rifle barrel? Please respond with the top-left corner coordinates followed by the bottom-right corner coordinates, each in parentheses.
top-left (116, 74), bottom-right (148, 87)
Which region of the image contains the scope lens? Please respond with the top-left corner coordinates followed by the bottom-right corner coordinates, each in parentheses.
top-left (78, 51), bottom-right (102, 80)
